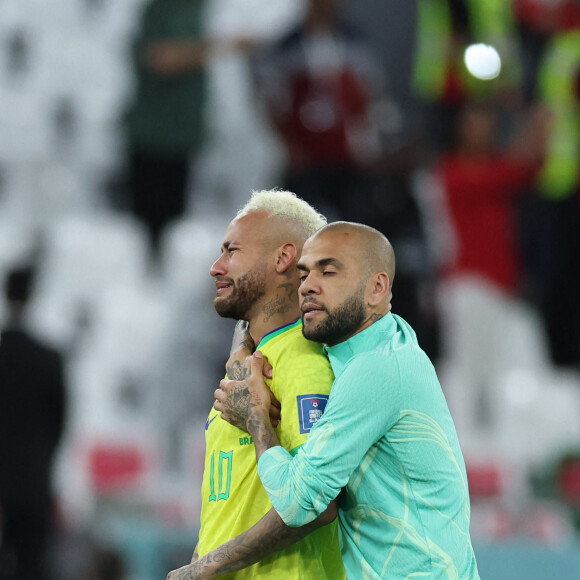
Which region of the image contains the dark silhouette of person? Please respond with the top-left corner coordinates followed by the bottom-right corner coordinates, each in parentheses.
top-left (0, 266), bottom-right (67, 580)
top-left (122, 0), bottom-right (256, 262)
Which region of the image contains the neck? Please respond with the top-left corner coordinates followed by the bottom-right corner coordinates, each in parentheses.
top-left (5, 308), bottom-right (25, 331)
top-left (248, 280), bottom-right (301, 346)
top-left (328, 309), bottom-right (387, 347)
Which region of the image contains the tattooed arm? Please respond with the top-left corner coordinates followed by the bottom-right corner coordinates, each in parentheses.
top-left (226, 321), bottom-right (254, 375)
top-left (166, 502), bottom-right (337, 579)
top-left (225, 329), bottom-right (280, 427)
top-left (215, 351), bottom-right (282, 462)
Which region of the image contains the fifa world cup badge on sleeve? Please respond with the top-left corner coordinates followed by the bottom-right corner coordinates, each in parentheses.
top-left (297, 394), bottom-right (329, 433)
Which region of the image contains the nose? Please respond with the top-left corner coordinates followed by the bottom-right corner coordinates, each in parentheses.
top-left (299, 273), bottom-right (318, 297)
top-left (210, 253), bottom-right (226, 277)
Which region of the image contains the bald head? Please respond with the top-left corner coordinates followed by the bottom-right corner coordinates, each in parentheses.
top-left (298, 222), bottom-right (396, 344)
top-left (312, 222), bottom-right (396, 289)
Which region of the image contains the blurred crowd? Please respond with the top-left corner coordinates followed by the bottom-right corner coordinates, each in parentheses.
top-left (1, 0), bottom-right (580, 578)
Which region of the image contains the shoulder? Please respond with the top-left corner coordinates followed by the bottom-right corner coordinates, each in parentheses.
top-left (266, 328), bottom-right (334, 397)
top-left (342, 323), bottom-right (432, 383)
top-left (342, 344), bottom-right (398, 384)
top-left (2, 330), bottom-right (60, 359)
top-left (25, 335), bottom-right (65, 375)
top-left (30, 335), bottom-right (63, 362)
top-left (263, 324), bottom-right (325, 357)
top-left (274, 328), bottom-right (329, 367)
top-left (390, 318), bottom-right (434, 372)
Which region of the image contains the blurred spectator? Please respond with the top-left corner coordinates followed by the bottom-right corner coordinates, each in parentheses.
top-left (84, 545), bottom-right (127, 580)
top-left (254, 0), bottom-right (438, 357)
top-left (253, 0), bottom-right (384, 221)
top-left (413, 0), bottom-right (522, 155)
top-left (434, 100), bottom-right (549, 437)
top-left (518, 26), bottom-right (580, 368)
top-left (439, 101), bottom-right (549, 294)
top-left (122, 0), bottom-right (255, 261)
top-left (0, 267), bottom-right (67, 580)
top-left (354, 144), bottom-right (441, 360)
top-left (515, 0), bottom-right (580, 103)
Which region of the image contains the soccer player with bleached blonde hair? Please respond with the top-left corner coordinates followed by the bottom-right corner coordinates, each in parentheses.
top-left (167, 190), bottom-right (344, 579)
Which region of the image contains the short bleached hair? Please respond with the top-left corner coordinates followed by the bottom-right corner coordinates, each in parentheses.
top-left (238, 189), bottom-right (326, 239)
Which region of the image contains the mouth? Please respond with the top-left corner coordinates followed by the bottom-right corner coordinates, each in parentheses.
top-left (215, 280), bottom-right (233, 295)
top-left (301, 302), bottom-right (325, 320)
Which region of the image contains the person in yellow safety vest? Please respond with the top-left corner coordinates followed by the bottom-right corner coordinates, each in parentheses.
top-left (521, 27), bottom-right (580, 367)
top-left (413, 0), bottom-right (522, 104)
top-left (535, 29), bottom-right (580, 200)
top-left (413, 0), bottom-right (522, 156)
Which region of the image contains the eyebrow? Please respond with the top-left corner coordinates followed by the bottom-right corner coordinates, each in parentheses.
top-left (297, 257), bottom-right (345, 271)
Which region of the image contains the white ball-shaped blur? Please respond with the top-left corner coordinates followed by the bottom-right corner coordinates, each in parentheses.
top-left (464, 43), bottom-right (502, 80)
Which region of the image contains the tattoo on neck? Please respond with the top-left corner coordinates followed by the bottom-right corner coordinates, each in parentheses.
top-left (279, 282), bottom-right (295, 301)
top-left (369, 313), bottom-right (384, 324)
top-left (262, 294), bottom-right (292, 323)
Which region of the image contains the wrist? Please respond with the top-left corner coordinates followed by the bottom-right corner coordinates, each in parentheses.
top-left (246, 405), bottom-right (271, 436)
top-left (193, 554), bottom-right (217, 578)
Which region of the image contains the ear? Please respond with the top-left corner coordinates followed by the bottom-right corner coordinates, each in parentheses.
top-left (275, 243), bottom-right (298, 274)
top-left (367, 272), bottom-right (390, 307)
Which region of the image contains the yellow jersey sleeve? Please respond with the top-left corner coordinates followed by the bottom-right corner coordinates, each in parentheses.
top-left (262, 327), bottom-right (334, 454)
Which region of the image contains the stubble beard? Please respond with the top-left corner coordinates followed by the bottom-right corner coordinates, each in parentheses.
top-left (302, 288), bottom-right (367, 345)
top-left (214, 266), bottom-right (267, 321)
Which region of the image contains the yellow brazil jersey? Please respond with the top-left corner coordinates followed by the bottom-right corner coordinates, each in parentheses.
top-left (198, 319), bottom-right (345, 579)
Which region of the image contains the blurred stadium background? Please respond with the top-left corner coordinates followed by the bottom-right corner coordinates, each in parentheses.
top-left (0, 0), bottom-right (579, 578)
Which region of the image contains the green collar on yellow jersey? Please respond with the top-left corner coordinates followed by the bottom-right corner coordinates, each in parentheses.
top-left (256, 318), bottom-right (301, 350)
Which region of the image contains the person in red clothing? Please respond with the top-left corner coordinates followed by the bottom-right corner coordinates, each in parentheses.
top-left (433, 100), bottom-right (550, 442)
top-left (438, 101), bottom-right (547, 292)
top-left (253, 0), bottom-right (384, 221)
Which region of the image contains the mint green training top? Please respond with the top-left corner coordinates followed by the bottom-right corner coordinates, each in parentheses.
top-left (258, 313), bottom-right (480, 579)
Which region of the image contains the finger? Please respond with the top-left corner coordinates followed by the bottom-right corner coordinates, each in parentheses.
top-left (270, 391), bottom-right (281, 410)
top-left (220, 412), bottom-right (233, 425)
top-left (219, 378), bottom-right (232, 392)
top-left (269, 405), bottom-right (281, 421)
top-left (251, 350), bottom-right (265, 376)
top-left (268, 389), bottom-right (281, 415)
top-left (263, 359), bottom-right (273, 379)
top-left (214, 388), bottom-right (225, 402)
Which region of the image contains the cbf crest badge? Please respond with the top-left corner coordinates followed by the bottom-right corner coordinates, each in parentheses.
top-left (297, 394), bottom-right (329, 434)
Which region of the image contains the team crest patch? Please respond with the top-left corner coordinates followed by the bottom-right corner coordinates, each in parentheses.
top-left (297, 394), bottom-right (329, 434)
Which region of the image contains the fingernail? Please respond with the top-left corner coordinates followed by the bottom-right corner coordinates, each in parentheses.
top-left (255, 350), bottom-right (262, 359)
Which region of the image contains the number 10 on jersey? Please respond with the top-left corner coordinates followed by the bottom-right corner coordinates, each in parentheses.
top-left (209, 450), bottom-right (233, 501)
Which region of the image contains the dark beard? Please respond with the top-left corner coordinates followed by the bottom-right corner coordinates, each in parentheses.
top-left (302, 291), bottom-right (366, 345)
top-left (214, 267), bottom-right (267, 320)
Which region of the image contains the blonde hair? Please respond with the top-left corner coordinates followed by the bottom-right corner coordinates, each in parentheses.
top-left (239, 189), bottom-right (326, 239)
